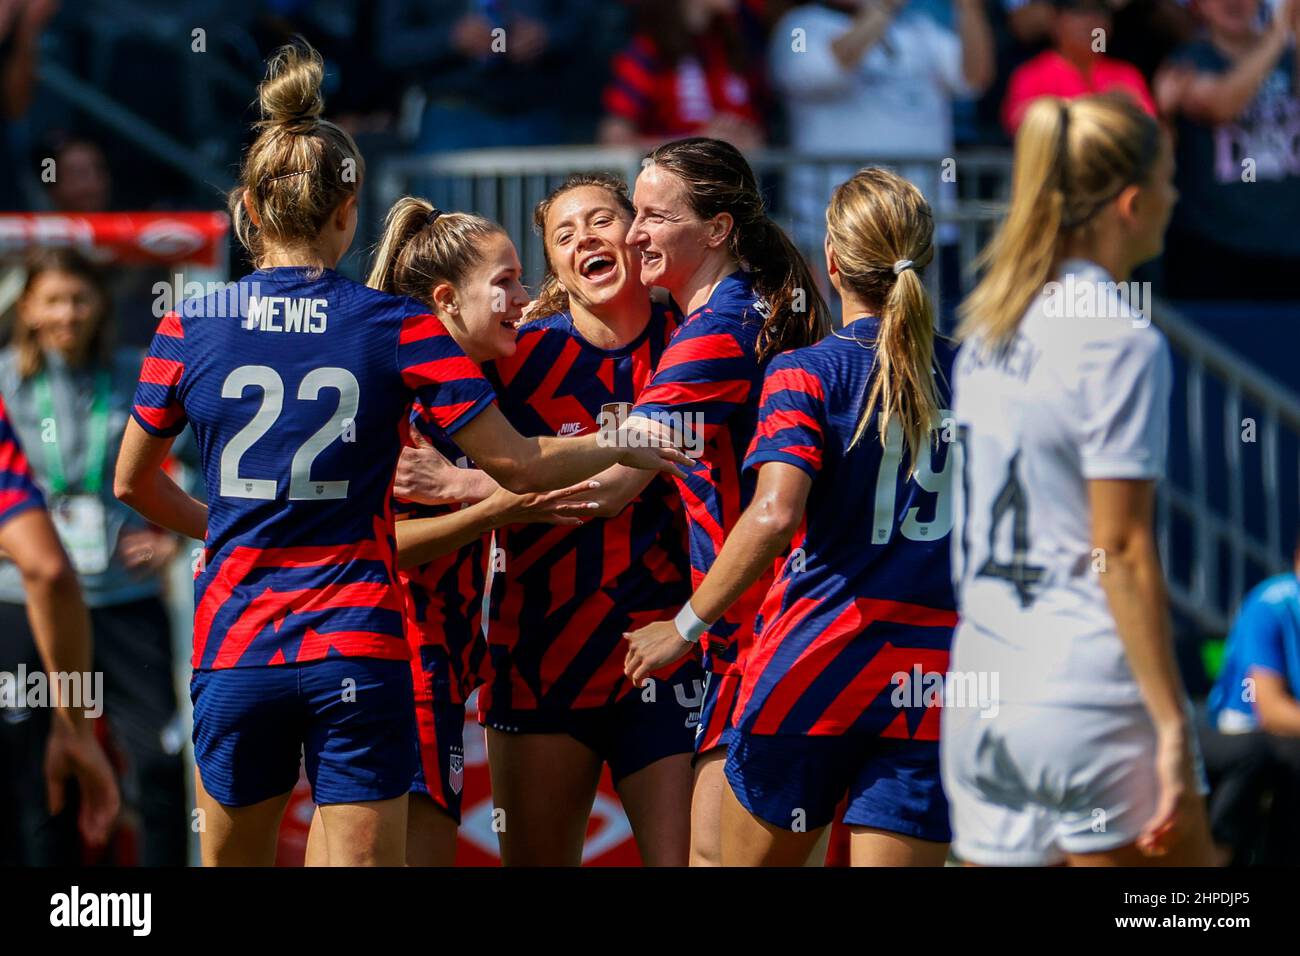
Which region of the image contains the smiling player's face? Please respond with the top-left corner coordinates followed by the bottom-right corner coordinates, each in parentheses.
top-left (544, 185), bottom-right (645, 313)
top-left (442, 232), bottom-right (526, 364)
top-left (628, 164), bottom-right (712, 299)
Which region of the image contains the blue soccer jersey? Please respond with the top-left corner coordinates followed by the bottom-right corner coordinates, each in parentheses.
top-left (396, 413), bottom-right (488, 707)
top-left (734, 319), bottom-right (959, 738)
top-left (131, 266), bottom-right (496, 670)
top-left (481, 302), bottom-right (693, 711)
top-left (0, 396), bottom-right (45, 526)
top-left (630, 271), bottom-right (770, 677)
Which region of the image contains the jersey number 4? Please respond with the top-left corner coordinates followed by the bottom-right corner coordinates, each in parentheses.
top-left (956, 426), bottom-right (1045, 608)
top-left (219, 365), bottom-right (359, 501)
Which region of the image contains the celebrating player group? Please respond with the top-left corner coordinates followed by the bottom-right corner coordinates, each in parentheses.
top-left (95, 39), bottom-right (1212, 867)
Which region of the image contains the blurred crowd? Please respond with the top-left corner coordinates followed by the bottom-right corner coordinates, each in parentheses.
top-left (1, 0), bottom-right (1298, 301)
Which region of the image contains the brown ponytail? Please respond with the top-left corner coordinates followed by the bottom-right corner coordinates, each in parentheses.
top-left (826, 167), bottom-right (941, 473)
top-left (645, 137), bottom-right (829, 360)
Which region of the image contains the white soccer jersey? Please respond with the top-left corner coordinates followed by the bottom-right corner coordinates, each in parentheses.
top-left (949, 259), bottom-right (1172, 707)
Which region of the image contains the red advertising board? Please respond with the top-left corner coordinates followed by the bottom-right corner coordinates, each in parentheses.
top-left (0, 212), bottom-right (230, 267)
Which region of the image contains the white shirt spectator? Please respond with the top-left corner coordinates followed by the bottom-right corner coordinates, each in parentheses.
top-left (771, 4), bottom-right (973, 159)
top-left (770, 4), bottom-right (974, 246)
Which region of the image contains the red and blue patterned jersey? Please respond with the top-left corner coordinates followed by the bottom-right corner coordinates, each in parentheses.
top-left (0, 396), bottom-right (45, 527)
top-left (395, 412), bottom-right (487, 706)
top-left (131, 266), bottom-right (496, 670)
top-left (630, 271), bottom-right (770, 676)
top-left (480, 302), bottom-right (693, 711)
top-left (734, 319), bottom-right (959, 739)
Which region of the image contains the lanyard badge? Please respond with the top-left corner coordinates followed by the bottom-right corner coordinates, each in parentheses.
top-left (33, 369), bottom-right (112, 575)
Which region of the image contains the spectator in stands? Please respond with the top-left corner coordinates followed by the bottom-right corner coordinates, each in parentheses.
top-left (0, 249), bottom-right (187, 865)
top-left (40, 133), bottom-right (111, 213)
top-left (1, 0), bottom-right (58, 211)
top-left (1154, 0), bottom-right (1300, 301)
top-left (768, 0), bottom-right (994, 288)
top-left (1203, 532), bottom-right (1300, 863)
top-left (599, 0), bottom-right (767, 148)
top-left (1002, 0), bottom-right (1194, 79)
top-left (377, 0), bottom-right (595, 150)
top-left (1002, 0), bottom-right (1156, 134)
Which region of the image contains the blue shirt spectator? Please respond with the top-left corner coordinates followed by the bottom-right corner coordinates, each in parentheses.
top-left (1210, 568), bottom-right (1300, 733)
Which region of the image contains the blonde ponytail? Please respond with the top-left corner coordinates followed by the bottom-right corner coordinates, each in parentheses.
top-left (958, 93), bottom-right (1161, 347)
top-left (367, 196), bottom-right (505, 305)
top-left (826, 167), bottom-right (941, 474)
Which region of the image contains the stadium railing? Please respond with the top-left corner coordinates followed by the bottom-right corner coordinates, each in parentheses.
top-left (377, 147), bottom-right (1300, 638)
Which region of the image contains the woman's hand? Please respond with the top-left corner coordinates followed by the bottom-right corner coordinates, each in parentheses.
top-left (44, 715), bottom-right (120, 848)
top-left (394, 427), bottom-right (461, 505)
top-left (1137, 727), bottom-right (1200, 857)
top-left (117, 527), bottom-right (179, 576)
top-left (484, 481), bottom-right (601, 528)
top-left (623, 619), bottom-right (694, 686)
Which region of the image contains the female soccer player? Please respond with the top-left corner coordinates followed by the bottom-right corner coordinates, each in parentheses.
top-left (943, 93), bottom-right (1214, 866)
top-left (625, 167), bottom-right (957, 866)
top-left (112, 42), bottom-right (688, 867)
top-left (620, 137), bottom-right (829, 866)
top-left (477, 174), bottom-right (704, 866)
top-left (302, 200), bottom-right (598, 866)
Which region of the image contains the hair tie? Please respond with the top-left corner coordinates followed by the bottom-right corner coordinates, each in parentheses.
top-left (425, 208), bottom-right (444, 227)
top-left (892, 259), bottom-right (914, 275)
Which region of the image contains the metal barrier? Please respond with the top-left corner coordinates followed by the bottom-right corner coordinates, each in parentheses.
top-left (374, 147), bottom-right (1015, 309)
top-left (376, 146), bottom-right (1300, 636)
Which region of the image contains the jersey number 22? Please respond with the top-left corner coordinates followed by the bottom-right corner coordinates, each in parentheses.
top-left (219, 365), bottom-right (359, 501)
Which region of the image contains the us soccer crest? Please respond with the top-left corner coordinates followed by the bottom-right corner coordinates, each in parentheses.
top-left (449, 748), bottom-right (464, 796)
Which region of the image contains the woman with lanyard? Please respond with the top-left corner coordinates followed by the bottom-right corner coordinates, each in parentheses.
top-left (0, 248), bottom-right (186, 865)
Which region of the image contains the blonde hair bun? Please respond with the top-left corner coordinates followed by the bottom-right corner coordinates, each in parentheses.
top-left (257, 42), bottom-right (325, 132)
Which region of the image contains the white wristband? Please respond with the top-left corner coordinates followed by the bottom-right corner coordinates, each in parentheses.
top-left (674, 600), bottom-right (711, 644)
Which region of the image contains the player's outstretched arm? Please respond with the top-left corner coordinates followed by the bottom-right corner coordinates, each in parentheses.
top-left (623, 461), bottom-right (811, 685)
top-left (114, 419), bottom-right (207, 542)
top-left (395, 479), bottom-right (598, 569)
top-left (0, 509), bottom-right (120, 847)
top-left (451, 404), bottom-right (689, 495)
top-left (1090, 477), bottom-right (1201, 857)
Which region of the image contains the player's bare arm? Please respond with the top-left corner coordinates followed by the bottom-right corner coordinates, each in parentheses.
top-left (623, 462), bottom-right (811, 686)
top-left (1089, 477), bottom-right (1199, 857)
top-left (0, 508), bottom-right (120, 848)
top-left (394, 480), bottom-right (598, 569)
top-left (114, 418), bottom-right (207, 542)
top-left (452, 402), bottom-right (689, 495)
